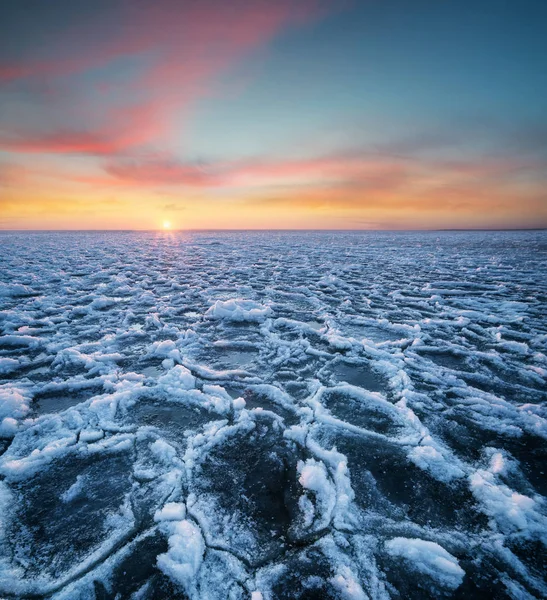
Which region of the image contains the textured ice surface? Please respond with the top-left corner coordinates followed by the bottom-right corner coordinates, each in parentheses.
top-left (0, 230), bottom-right (546, 599)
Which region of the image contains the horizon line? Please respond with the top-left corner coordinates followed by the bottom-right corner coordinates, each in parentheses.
top-left (0, 227), bottom-right (546, 233)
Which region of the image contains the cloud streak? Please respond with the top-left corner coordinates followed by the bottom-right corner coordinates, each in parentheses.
top-left (0, 1), bottom-right (327, 156)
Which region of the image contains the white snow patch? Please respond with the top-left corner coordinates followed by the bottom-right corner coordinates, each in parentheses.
top-left (233, 396), bottom-right (246, 410)
top-left (469, 469), bottom-right (547, 541)
top-left (0, 358), bottom-right (19, 375)
top-left (205, 299), bottom-right (272, 323)
top-left (408, 443), bottom-right (466, 482)
top-left (148, 340), bottom-right (182, 363)
top-left (298, 458), bottom-right (336, 529)
top-left (385, 537), bottom-right (465, 589)
top-left (80, 429), bottom-right (104, 443)
top-left (0, 385), bottom-right (32, 436)
top-left (61, 475), bottom-right (86, 503)
top-left (150, 439), bottom-right (178, 465)
top-left (154, 502), bottom-right (186, 522)
top-left (157, 365), bottom-right (195, 392)
top-left (330, 567), bottom-right (368, 600)
top-left (157, 520), bottom-right (205, 595)
top-left (0, 282), bottom-right (34, 297)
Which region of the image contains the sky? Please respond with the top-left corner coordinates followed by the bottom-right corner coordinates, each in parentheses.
top-left (1, 0), bottom-right (546, 230)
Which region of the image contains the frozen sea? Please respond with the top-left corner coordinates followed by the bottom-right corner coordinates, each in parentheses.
top-left (0, 230), bottom-right (546, 600)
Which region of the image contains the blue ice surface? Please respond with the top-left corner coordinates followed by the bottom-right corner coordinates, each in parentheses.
top-left (0, 230), bottom-right (546, 599)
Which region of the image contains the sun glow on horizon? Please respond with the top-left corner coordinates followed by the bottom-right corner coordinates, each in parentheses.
top-left (162, 220), bottom-right (172, 230)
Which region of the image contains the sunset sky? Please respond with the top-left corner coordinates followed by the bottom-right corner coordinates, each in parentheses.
top-left (1, 0), bottom-right (546, 230)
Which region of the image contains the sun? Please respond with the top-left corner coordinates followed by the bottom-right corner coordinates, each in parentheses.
top-left (162, 220), bottom-right (171, 230)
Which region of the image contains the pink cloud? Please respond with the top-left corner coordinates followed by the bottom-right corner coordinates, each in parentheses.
top-left (104, 157), bottom-right (220, 186)
top-left (0, 1), bottom-right (328, 156)
top-left (0, 102), bottom-right (165, 155)
top-left (98, 153), bottom-right (409, 190)
top-left (1, 2), bottom-right (317, 82)
top-left (103, 152), bottom-right (537, 190)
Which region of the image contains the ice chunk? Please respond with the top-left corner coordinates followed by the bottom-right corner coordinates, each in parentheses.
top-left (0, 385), bottom-right (31, 436)
top-left (469, 468), bottom-right (547, 540)
top-left (150, 439), bottom-right (178, 466)
top-left (233, 396), bottom-right (246, 410)
top-left (0, 417), bottom-right (18, 437)
top-left (157, 519), bottom-right (205, 595)
top-left (385, 537), bottom-right (465, 589)
top-left (154, 502), bottom-right (186, 522)
top-left (0, 358), bottom-right (19, 375)
top-left (61, 475), bottom-right (86, 503)
top-left (205, 298), bottom-right (272, 322)
top-left (298, 458), bottom-right (336, 529)
top-left (157, 365), bottom-right (196, 391)
top-left (0, 282), bottom-right (35, 297)
top-left (330, 566), bottom-right (368, 600)
top-left (408, 444), bottom-right (466, 482)
top-left (148, 339), bottom-right (182, 363)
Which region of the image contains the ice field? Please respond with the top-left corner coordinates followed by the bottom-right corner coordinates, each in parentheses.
top-left (0, 230), bottom-right (546, 599)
